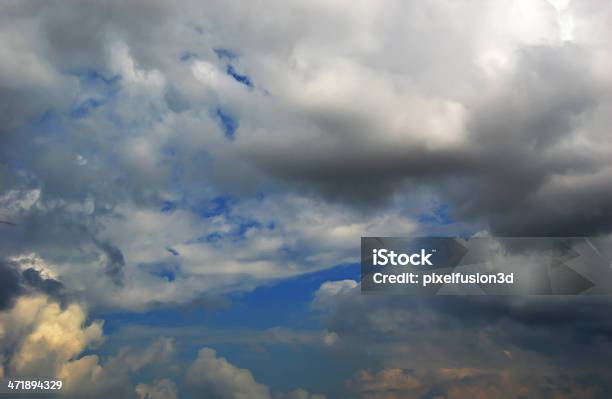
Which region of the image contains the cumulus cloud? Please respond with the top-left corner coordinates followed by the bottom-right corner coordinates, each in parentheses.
top-left (186, 347), bottom-right (324, 399)
top-left (0, 293), bottom-right (181, 398)
top-left (187, 347), bottom-right (271, 399)
top-left (0, 294), bottom-right (106, 392)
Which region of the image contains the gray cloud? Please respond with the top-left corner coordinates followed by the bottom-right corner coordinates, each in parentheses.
top-left (21, 267), bottom-right (64, 298)
top-left (0, 261), bottom-right (22, 310)
top-left (0, 259), bottom-right (65, 309)
top-left (346, 367), bottom-right (611, 399)
top-left (98, 240), bottom-right (126, 286)
top-left (313, 280), bottom-right (612, 371)
top-left (186, 347), bottom-right (325, 399)
top-left (1, 0), bottom-right (610, 244)
top-left (0, 0), bottom-right (611, 338)
top-left (247, 42), bottom-right (612, 235)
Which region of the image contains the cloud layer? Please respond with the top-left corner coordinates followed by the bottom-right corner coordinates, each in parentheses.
top-left (313, 279), bottom-right (612, 397)
top-left (2, 0), bottom-right (611, 310)
top-left (1, 0), bottom-right (611, 397)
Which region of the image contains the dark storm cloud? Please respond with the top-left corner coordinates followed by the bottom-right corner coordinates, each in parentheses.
top-left (0, 260), bottom-right (65, 309)
top-left (21, 267), bottom-right (65, 298)
top-left (0, 261), bottom-right (22, 310)
top-left (449, 45), bottom-right (612, 236)
top-left (249, 44), bottom-right (612, 235)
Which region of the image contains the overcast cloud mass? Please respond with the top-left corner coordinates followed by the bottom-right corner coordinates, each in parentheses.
top-left (1, 0), bottom-right (612, 398)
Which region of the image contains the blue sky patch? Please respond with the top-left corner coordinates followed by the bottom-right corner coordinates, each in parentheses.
top-left (70, 98), bottom-right (104, 119)
top-left (226, 65), bottom-right (253, 88)
top-left (201, 196), bottom-right (231, 218)
top-left (97, 263), bottom-right (358, 332)
top-left (180, 51), bottom-right (199, 62)
top-left (213, 48), bottom-right (237, 60)
top-left (235, 219), bottom-right (261, 240)
top-left (215, 108), bottom-right (239, 139)
top-left (418, 202), bottom-right (454, 225)
top-left (70, 69), bottom-right (121, 86)
top-left (161, 200), bottom-right (177, 213)
top-left (203, 232), bottom-right (223, 243)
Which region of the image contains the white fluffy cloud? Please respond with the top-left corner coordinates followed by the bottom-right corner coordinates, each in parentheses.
top-left (0, 294), bottom-right (103, 377)
top-left (1, 192), bottom-right (417, 311)
top-left (0, 294), bottom-right (181, 398)
top-left (186, 347), bottom-right (325, 399)
top-left (0, 294), bottom-right (129, 397)
top-left (187, 347), bottom-right (271, 399)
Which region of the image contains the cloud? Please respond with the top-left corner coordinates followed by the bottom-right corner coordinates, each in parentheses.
top-left (186, 347), bottom-right (271, 399)
top-left (0, 1), bottom-right (612, 309)
top-left (105, 322), bottom-right (341, 356)
top-left (0, 257), bottom-right (65, 310)
top-left (312, 279), bottom-right (612, 370)
top-left (0, 294), bottom-right (103, 378)
top-left (136, 378), bottom-right (179, 399)
top-left (0, 1), bottom-right (611, 394)
top-left (118, 336), bottom-right (175, 372)
top-left (346, 367), bottom-right (610, 399)
top-left (0, 292), bottom-right (180, 398)
top-left (0, 191), bottom-right (416, 311)
top-left (348, 368), bottom-right (422, 398)
top-left (312, 280), bottom-right (358, 310)
top-left (97, 240), bottom-right (126, 287)
top-left (1, 0), bottom-right (611, 312)
top-left (275, 389), bottom-right (326, 399)
top-left (186, 347), bottom-right (325, 399)
top-left (0, 261), bottom-right (22, 310)
top-left (244, 41), bottom-right (612, 234)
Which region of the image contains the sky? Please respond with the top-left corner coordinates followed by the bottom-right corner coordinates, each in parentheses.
top-left (1, 0), bottom-right (612, 398)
